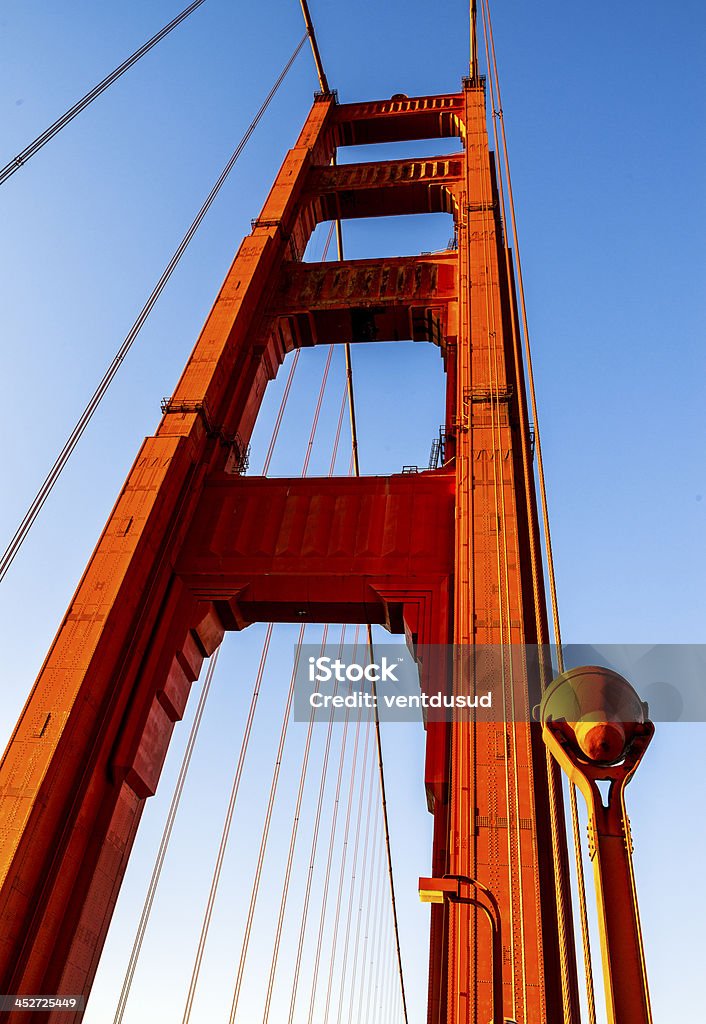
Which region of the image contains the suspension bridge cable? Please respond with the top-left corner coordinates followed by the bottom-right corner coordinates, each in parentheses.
top-left (114, 322), bottom-right (304, 1018)
top-left (475, 9), bottom-right (560, 1017)
top-left (302, 346), bottom-right (335, 475)
top-left (384, 898), bottom-right (398, 1022)
top-left (263, 223), bottom-right (336, 477)
top-left (475, 10), bottom-right (570, 1010)
top-left (227, 338), bottom-right (344, 1021)
top-left (298, 0), bottom-right (330, 93)
top-left (479, 0), bottom-right (597, 1017)
top-left (322, 712), bottom-right (372, 1024)
top-left (362, 832), bottom-right (387, 1021)
top-left (112, 647), bottom-right (220, 1024)
top-left (335, 208), bottom-right (410, 1022)
top-left (180, 625), bottom-right (273, 1024)
top-left (182, 337), bottom-right (332, 1018)
top-left (347, 794), bottom-right (383, 1024)
top-left (342, 753), bottom-right (379, 1024)
top-left (283, 625), bottom-right (348, 1024)
top-left (268, 389), bottom-right (357, 1023)
top-left (263, 351), bottom-right (301, 474)
top-left (354, 827), bottom-right (384, 1022)
top-left (304, 624), bottom-right (361, 1024)
top-left (472, 52), bottom-right (522, 1013)
top-left (0, 1), bottom-right (211, 187)
top-left (469, 0), bottom-right (479, 80)
top-left (333, 729), bottom-right (377, 1023)
top-left (219, 627), bottom-right (306, 1021)
top-left (0, 32), bottom-right (308, 585)
top-left (259, 623), bottom-right (336, 1024)
top-left (478, 0), bottom-right (562, 674)
top-left (328, 380), bottom-right (349, 476)
top-left (374, 875), bottom-right (391, 1021)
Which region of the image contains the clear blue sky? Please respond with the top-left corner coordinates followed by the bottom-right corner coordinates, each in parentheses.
top-left (1, 1), bottom-right (705, 1021)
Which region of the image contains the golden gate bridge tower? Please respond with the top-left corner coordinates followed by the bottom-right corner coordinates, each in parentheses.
top-left (0, 3), bottom-right (656, 1023)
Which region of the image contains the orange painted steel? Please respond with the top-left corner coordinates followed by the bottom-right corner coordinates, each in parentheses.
top-left (0, 86), bottom-right (578, 1022)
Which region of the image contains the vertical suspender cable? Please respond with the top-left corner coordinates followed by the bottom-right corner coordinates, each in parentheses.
top-left (322, 712), bottom-right (372, 1024)
top-left (340, 260), bottom-right (409, 1023)
top-left (180, 627), bottom-right (274, 1023)
top-left (293, 0), bottom-right (409, 1008)
top-left (302, 346), bottom-right (335, 474)
top-left (114, 293), bottom-right (307, 1021)
top-left (345, 763), bottom-right (382, 1024)
top-left (263, 352), bottom-right (301, 474)
top-left (259, 625), bottom-right (333, 1023)
top-left (352, 824), bottom-right (383, 1023)
top-left (304, 625), bottom-right (361, 1023)
top-left (334, 729), bottom-right (377, 1023)
top-left (362, 833), bottom-right (387, 1021)
top-left (274, 389), bottom-right (358, 1021)
top-left (0, 32), bottom-right (308, 584)
top-left (112, 648), bottom-right (220, 1024)
top-left (261, 222), bottom-right (335, 474)
top-left (225, 629), bottom-right (306, 1022)
top-left (283, 625), bottom-right (347, 1024)
top-left (227, 332), bottom-right (344, 1022)
top-left (328, 381), bottom-right (349, 476)
top-left (339, 250), bottom-right (410, 1023)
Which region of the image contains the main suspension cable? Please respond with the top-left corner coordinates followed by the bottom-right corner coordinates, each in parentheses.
top-left (0, 32), bottom-right (308, 585)
top-left (298, 0), bottom-right (330, 93)
top-left (0, 1), bottom-right (211, 186)
top-left (479, 0), bottom-right (597, 1017)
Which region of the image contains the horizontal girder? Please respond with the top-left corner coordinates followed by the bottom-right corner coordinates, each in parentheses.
top-left (273, 254), bottom-right (457, 311)
top-left (269, 254), bottom-right (458, 350)
top-left (334, 93), bottom-right (465, 147)
top-left (176, 470), bottom-right (455, 619)
top-left (305, 156), bottom-right (463, 223)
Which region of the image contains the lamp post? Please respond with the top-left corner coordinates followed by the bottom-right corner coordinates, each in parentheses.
top-left (540, 665), bottom-right (654, 1024)
top-left (419, 874), bottom-right (506, 1024)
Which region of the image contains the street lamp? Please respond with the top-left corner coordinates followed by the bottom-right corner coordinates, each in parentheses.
top-left (540, 665), bottom-right (654, 1024)
top-left (419, 874), bottom-right (504, 1024)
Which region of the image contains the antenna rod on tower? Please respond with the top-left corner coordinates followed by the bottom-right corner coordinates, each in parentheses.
top-left (299, 0), bottom-right (330, 93)
top-left (470, 0), bottom-right (478, 80)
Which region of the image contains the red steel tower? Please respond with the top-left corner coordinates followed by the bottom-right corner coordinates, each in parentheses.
top-left (0, 80), bottom-right (579, 1023)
